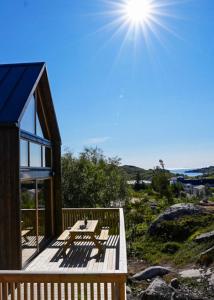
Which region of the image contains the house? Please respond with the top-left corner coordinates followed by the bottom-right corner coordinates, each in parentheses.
top-left (0, 63), bottom-right (127, 299)
top-left (0, 62), bottom-right (61, 270)
top-left (193, 185), bottom-right (206, 198)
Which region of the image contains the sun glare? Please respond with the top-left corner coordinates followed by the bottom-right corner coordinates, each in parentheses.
top-left (94, 0), bottom-right (182, 55)
top-left (125, 0), bottom-right (153, 25)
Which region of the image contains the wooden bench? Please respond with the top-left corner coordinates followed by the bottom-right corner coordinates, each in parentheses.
top-left (97, 228), bottom-right (109, 243)
top-left (21, 229), bottom-right (30, 243)
top-left (57, 230), bottom-right (70, 241)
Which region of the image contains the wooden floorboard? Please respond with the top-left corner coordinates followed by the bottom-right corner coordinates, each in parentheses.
top-left (26, 235), bottom-right (119, 273)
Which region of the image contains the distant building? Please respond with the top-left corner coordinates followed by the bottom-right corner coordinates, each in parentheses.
top-left (193, 185), bottom-right (206, 197)
top-left (127, 180), bottom-right (151, 185)
top-left (170, 177), bottom-right (178, 185)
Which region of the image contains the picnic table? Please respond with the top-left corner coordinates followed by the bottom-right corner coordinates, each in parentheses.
top-left (63, 220), bottom-right (103, 255)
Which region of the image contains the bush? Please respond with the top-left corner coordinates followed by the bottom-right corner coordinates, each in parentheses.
top-left (161, 242), bottom-right (180, 254)
top-left (151, 214), bottom-right (214, 242)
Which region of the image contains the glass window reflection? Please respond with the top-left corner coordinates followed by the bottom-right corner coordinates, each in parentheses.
top-left (21, 181), bottom-right (37, 266)
top-left (36, 113), bottom-right (44, 138)
top-left (30, 143), bottom-right (42, 167)
top-left (20, 139), bottom-right (28, 167)
top-left (20, 96), bottom-right (35, 134)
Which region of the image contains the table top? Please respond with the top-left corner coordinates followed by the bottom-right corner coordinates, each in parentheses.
top-left (69, 220), bottom-right (98, 233)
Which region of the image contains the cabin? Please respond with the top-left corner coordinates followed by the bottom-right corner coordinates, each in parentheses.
top-left (0, 63), bottom-right (127, 299)
top-left (0, 62), bottom-right (62, 270)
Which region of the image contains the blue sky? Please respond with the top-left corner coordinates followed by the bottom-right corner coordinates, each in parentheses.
top-left (1, 0), bottom-right (214, 169)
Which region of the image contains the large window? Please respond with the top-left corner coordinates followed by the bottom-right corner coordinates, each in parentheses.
top-left (20, 140), bottom-right (51, 168)
top-left (21, 180), bottom-right (52, 266)
top-left (20, 92), bottom-right (52, 170)
top-left (20, 96), bottom-right (35, 134)
top-left (20, 92), bottom-right (53, 266)
top-left (21, 95), bottom-right (44, 138)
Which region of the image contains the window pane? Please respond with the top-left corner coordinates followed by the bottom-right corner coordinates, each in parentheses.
top-left (36, 113), bottom-right (44, 138)
top-left (20, 96), bottom-right (35, 134)
top-left (20, 139), bottom-right (28, 167)
top-left (21, 181), bottom-right (37, 266)
top-left (30, 143), bottom-right (42, 167)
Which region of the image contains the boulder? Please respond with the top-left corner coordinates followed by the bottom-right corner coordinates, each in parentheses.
top-left (140, 277), bottom-right (206, 300)
top-left (140, 277), bottom-right (173, 300)
top-left (195, 231), bottom-right (214, 243)
top-left (126, 285), bottom-right (135, 300)
top-left (149, 204), bottom-right (203, 235)
top-left (132, 266), bottom-right (171, 281)
top-left (198, 246), bottom-right (214, 265)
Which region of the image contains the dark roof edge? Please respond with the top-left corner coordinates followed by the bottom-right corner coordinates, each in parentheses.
top-left (0, 62), bottom-right (45, 67)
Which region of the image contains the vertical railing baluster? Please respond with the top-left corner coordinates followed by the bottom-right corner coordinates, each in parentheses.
top-left (30, 282), bottom-right (35, 300)
top-left (2, 283), bottom-right (8, 300)
top-left (51, 283), bottom-right (55, 300)
top-left (24, 282), bottom-right (28, 300)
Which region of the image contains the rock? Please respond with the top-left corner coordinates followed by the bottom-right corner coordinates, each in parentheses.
top-left (170, 278), bottom-right (180, 289)
top-left (132, 266), bottom-right (171, 281)
top-left (149, 203), bottom-right (203, 235)
top-left (198, 246), bottom-right (214, 265)
top-left (179, 269), bottom-right (202, 278)
top-left (195, 231), bottom-right (214, 243)
top-left (209, 274), bottom-right (214, 286)
top-left (140, 277), bottom-right (173, 300)
top-left (126, 285), bottom-right (132, 294)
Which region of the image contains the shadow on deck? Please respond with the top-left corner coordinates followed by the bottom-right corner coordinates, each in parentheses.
top-left (26, 235), bottom-right (119, 272)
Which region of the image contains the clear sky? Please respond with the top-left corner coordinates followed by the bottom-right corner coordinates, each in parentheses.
top-left (1, 0), bottom-right (214, 169)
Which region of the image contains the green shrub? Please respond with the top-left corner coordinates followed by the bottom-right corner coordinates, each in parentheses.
top-left (161, 242), bottom-right (180, 254)
top-left (152, 214), bottom-right (214, 242)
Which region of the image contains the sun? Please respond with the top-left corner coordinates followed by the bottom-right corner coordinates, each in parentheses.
top-left (124, 0), bottom-right (154, 25)
top-left (94, 0), bottom-right (182, 52)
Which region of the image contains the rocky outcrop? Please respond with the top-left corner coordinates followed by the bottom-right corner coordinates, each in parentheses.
top-left (140, 277), bottom-right (174, 300)
top-left (195, 231), bottom-right (214, 243)
top-left (149, 203), bottom-right (203, 235)
top-left (139, 277), bottom-right (211, 300)
top-left (132, 266), bottom-right (171, 281)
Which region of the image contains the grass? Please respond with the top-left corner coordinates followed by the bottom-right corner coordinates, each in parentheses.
top-left (128, 213), bottom-right (214, 268)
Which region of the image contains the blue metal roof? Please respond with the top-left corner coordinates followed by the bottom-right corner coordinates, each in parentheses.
top-left (0, 62), bottom-right (45, 124)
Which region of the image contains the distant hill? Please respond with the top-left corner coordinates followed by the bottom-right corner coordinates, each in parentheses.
top-left (121, 165), bottom-right (174, 180)
top-left (186, 166), bottom-right (214, 175)
top-left (120, 165), bottom-right (154, 180)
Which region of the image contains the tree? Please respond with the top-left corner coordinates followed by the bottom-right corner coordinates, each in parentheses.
top-left (134, 171), bottom-right (141, 191)
top-left (152, 160), bottom-right (173, 204)
top-left (61, 147), bottom-right (128, 208)
top-left (134, 171), bottom-right (146, 191)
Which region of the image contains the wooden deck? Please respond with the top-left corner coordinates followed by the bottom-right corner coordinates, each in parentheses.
top-left (0, 208), bottom-right (127, 300)
top-left (26, 235), bottom-right (119, 273)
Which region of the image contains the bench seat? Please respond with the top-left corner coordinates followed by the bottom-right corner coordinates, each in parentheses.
top-left (57, 230), bottom-right (70, 241)
top-left (97, 229), bottom-right (109, 242)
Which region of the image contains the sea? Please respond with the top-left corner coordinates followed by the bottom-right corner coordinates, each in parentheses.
top-left (168, 168), bottom-right (203, 177)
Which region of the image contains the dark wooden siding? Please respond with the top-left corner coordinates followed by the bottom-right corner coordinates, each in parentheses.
top-left (0, 126), bottom-right (21, 269)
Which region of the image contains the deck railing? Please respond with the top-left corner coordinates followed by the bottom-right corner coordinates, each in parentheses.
top-left (0, 271), bottom-right (126, 299)
top-left (62, 208), bottom-right (120, 235)
top-left (0, 208), bottom-right (127, 299)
